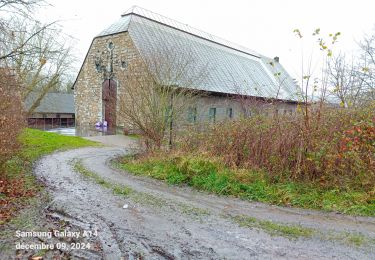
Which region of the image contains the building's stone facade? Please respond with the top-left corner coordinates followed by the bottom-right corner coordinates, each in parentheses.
top-left (74, 32), bottom-right (144, 127)
top-left (74, 32), bottom-right (297, 129)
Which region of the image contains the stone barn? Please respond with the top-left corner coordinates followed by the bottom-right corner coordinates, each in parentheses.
top-left (73, 6), bottom-right (299, 130)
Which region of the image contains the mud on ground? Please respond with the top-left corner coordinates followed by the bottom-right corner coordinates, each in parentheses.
top-left (1, 146), bottom-right (374, 259)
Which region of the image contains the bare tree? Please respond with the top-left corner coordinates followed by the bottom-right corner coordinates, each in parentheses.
top-left (327, 31), bottom-right (375, 107)
top-left (117, 44), bottom-right (209, 151)
top-left (0, 0), bottom-right (47, 61)
top-left (0, 0), bottom-right (76, 115)
top-left (356, 30), bottom-right (375, 104)
top-left (0, 0), bottom-right (41, 15)
top-left (327, 53), bottom-right (358, 107)
top-left (2, 20), bottom-right (75, 115)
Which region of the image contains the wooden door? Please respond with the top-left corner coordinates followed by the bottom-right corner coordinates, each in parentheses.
top-left (102, 79), bottom-right (117, 128)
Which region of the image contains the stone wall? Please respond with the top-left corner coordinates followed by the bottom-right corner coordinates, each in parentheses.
top-left (74, 32), bottom-right (143, 127)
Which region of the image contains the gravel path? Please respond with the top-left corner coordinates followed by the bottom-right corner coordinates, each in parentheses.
top-left (33, 146), bottom-right (375, 259)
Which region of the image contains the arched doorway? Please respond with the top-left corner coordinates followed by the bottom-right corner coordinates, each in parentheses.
top-left (102, 79), bottom-right (117, 128)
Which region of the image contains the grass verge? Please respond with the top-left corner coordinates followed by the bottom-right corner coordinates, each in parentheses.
top-left (73, 160), bottom-right (132, 196)
top-left (73, 160), bottom-right (210, 217)
top-left (232, 215), bottom-right (314, 238)
top-left (232, 215), bottom-right (375, 246)
top-left (115, 155), bottom-right (375, 216)
top-left (75, 160), bottom-right (374, 245)
top-left (18, 128), bottom-right (99, 161)
top-left (0, 128), bottom-right (98, 224)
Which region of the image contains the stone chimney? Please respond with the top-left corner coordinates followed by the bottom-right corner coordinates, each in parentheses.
top-left (274, 56), bottom-right (280, 62)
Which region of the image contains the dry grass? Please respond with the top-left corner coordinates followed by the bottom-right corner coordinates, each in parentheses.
top-left (177, 105), bottom-right (375, 192)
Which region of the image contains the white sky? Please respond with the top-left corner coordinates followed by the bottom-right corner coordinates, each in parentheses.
top-left (38, 0), bottom-right (375, 80)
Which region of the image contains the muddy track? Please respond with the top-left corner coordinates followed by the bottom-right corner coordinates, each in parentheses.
top-left (34, 146), bottom-right (375, 259)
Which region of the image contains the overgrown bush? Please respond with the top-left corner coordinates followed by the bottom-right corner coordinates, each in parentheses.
top-left (0, 69), bottom-right (25, 168)
top-left (177, 105), bottom-right (375, 191)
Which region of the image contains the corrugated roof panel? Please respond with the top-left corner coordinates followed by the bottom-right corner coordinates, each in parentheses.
top-left (260, 56), bottom-right (300, 100)
top-left (126, 15), bottom-right (298, 100)
top-left (24, 92), bottom-right (75, 113)
top-left (96, 9), bottom-right (299, 101)
top-left (97, 15), bottom-right (131, 37)
top-left (122, 6), bottom-right (260, 58)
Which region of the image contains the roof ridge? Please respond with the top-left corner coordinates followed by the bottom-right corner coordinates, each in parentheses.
top-left (121, 6), bottom-right (260, 58)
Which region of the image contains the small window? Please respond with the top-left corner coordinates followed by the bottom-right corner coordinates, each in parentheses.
top-left (107, 42), bottom-right (114, 50)
top-left (121, 60), bottom-right (127, 70)
top-left (289, 110), bottom-right (293, 116)
top-left (209, 108), bottom-right (216, 122)
top-left (187, 107), bottom-right (197, 123)
top-left (226, 108), bottom-right (233, 119)
top-left (95, 59), bottom-right (102, 72)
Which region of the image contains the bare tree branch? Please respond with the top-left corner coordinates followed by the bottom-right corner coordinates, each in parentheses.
top-left (117, 42), bottom-right (209, 150)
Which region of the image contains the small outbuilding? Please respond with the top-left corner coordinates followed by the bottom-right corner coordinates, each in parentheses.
top-left (25, 92), bottom-right (75, 129)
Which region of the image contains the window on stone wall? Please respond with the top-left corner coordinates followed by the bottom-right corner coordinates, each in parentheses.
top-left (289, 110), bottom-right (293, 116)
top-left (121, 60), bottom-right (128, 70)
top-left (209, 107), bottom-right (216, 122)
top-left (187, 107), bottom-right (197, 123)
top-left (226, 107), bottom-right (233, 119)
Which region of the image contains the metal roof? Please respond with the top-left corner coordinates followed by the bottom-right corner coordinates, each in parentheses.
top-left (98, 15), bottom-right (131, 37)
top-left (96, 6), bottom-right (299, 101)
top-left (24, 92), bottom-right (74, 114)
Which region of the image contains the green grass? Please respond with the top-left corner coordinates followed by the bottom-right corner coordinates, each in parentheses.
top-left (231, 215), bottom-right (374, 246)
top-left (125, 133), bottom-right (141, 140)
top-left (75, 160), bottom-right (374, 245)
top-left (177, 203), bottom-right (210, 218)
top-left (1, 128), bottom-right (98, 223)
top-left (73, 161), bottom-right (132, 196)
top-left (74, 160), bottom-right (175, 208)
top-left (232, 215), bottom-right (314, 238)
top-left (19, 128), bottom-right (99, 162)
top-left (73, 160), bottom-right (170, 208)
top-left (74, 159), bottom-right (166, 208)
top-left (3, 128), bottom-right (99, 186)
top-left (116, 155), bottom-right (375, 216)
top-left (74, 160), bottom-right (211, 217)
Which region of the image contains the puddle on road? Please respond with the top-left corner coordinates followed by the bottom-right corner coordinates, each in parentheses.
top-left (42, 126), bottom-right (122, 137)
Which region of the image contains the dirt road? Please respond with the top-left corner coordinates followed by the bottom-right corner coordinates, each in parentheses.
top-left (28, 146), bottom-right (375, 259)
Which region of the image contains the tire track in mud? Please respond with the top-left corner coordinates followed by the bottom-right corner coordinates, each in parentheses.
top-left (34, 146), bottom-right (375, 259)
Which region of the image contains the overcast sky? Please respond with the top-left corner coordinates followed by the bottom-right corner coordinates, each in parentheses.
top-left (37, 0), bottom-right (375, 80)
